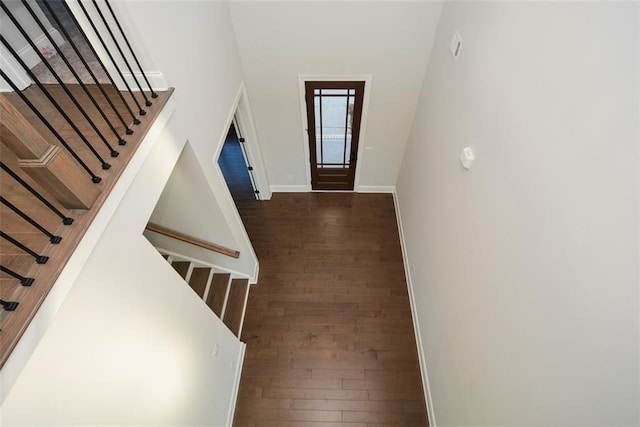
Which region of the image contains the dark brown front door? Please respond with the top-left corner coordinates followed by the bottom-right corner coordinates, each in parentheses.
top-left (305, 81), bottom-right (365, 190)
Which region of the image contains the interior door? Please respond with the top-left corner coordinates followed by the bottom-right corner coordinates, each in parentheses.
top-left (305, 81), bottom-right (365, 190)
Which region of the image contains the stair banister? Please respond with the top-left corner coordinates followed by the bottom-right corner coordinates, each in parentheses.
top-left (0, 96), bottom-right (101, 209)
top-left (145, 223), bottom-right (241, 259)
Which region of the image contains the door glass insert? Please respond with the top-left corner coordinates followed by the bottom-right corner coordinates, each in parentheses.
top-left (313, 88), bottom-right (356, 169)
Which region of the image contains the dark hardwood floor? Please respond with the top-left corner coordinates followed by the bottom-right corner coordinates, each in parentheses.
top-left (222, 149), bottom-right (428, 425)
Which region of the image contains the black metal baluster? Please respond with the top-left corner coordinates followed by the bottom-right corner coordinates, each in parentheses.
top-left (233, 120), bottom-right (261, 200)
top-left (43, 1), bottom-right (134, 135)
top-left (0, 163), bottom-right (74, 225)
top-left (0, 42), bottom-right (113, 168)
top-left (0, 232), bottom-right (49, 264)
top-left (0, 300), bottom-right (19, 312)
top-left (62, 0), bottom-right (140, 126)
top-left (0, 197), bottom-right (62, 244)
top-left (104, 0), bottom-right (157, 100)
top-left (91, 0), bottom-right (150, 107)
top-left (0, 38), bottom-right (115, 168)
top-left (0, 266), bottom-right (34, 286)
top-left (22, 0), bottom-right (127, 146)
top-left (0, 4), bottom-right (119, 159)
top-left (0, 70), bottom-right (102, 184)
top-left (76, 0), bottom-right (146, 116)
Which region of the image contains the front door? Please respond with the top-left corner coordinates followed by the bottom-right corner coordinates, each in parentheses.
top-left (305, 81), bottom-right (365, 190)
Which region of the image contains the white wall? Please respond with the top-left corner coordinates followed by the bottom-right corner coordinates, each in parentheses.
top-left (117, 0), bottom-right (258, 281)
top-left (396, 2), bottom-right (639, 426)
top-left (146, 141), bottom-right (252, 278)
top-left (229, 1), bottom-right (442, 191)
top-left (1, 1), bottom-right (251, 424)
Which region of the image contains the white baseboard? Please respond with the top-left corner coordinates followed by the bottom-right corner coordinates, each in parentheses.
top-left (356, 185), bottom-right (396, 193)
top-left (227, 342), bottom-right (246, 426)
top-left (392, 190), bottom-right (436, 427)
top-left (0, 52), bottom-right (30, 92)
top-left (270, 184), bottom-right (311, 193)
top-left (120, 71), bottom-right (168, 93)
top-left (270, 185), bottom-right (397, 194)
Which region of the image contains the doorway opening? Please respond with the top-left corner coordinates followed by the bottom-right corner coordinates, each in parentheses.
top-left (218, 118), bottom-right (260, 208)
top-left (304, 81), bottom-right (365, 190)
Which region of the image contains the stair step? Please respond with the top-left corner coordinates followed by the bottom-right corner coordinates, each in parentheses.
top-left (171, 261), bottom-right (190, 279)
top-left (188, 267), bottom-right (210, 299)
top-left (206, 273), bottom-right (230, 317)
top-left (223, 278), bottom-right (249, 338)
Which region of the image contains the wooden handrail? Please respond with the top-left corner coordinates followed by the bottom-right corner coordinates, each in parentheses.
top-left (145, 222), bottom-right (240, 259)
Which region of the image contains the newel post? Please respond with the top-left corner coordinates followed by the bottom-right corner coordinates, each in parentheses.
top-left (0, 95), bottom-right (100, 209)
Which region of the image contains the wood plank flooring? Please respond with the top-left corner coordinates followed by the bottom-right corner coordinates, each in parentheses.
top-left (229, 183), bottom-right (428, 425)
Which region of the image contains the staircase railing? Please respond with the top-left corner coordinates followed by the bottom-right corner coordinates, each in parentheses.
top-left (145, 222), bottom-right (241, 259)
top-left (0, 0), bottom-right (169, 368)
top-left (156, 248), bottom-right (250, 339)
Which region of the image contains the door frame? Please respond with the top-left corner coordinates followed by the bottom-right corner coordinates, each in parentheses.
top-left (298, 74), bottom-right (372, 191)
top-left (226, 83), bottom-right (272, 200)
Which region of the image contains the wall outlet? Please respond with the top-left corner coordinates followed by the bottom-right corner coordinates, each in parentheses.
top-left (287, 174), bottom-right (293, 182)
top-left (212, 343), bottom-right (220, 357)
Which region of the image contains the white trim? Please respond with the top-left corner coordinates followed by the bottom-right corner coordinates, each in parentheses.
top-left (65, 1), bottom-right (167, 93)
top-left (0, 97), bottom-right (177, 405)
top-left (233, 84), bottom-right (272, 200)
top-left (208, 84), bottom-right (261, 285)
top-left (227, 342), bottom-right (246, 427)
top-left (154, 247), bottom-right (251, 281)
top-left (236, 283), bottom-right (251, 339)
top-left (0, 47), bottom-right (30, 92)
top-left (219, 276), bottom-right (232, 321)
top-left (202, 268), bottom-right (215, 305)
top-left (297, 74), bottom-right (373, 191)
top-left (356, 185), bottom-right (396, 193)
top-left (120, 71), bottom-right (168, 92)
top-left (250, 260), bottom-right (259, 286)
top-left (392, 190), bottom-right (436, 427)
top-left (271, 184), bottom-right (311, 193)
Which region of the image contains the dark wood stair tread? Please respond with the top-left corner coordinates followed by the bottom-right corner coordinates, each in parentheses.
top-left (223, 278), bottom-right (249, 338)
top-left (166, 260), bottom-right (249, 338)
top-left (188, 267), bottom-right (210, 298)
top-left (171, 261), bottom-right (190, 279)
top-left (206, 273), bottom-right (230, 317)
